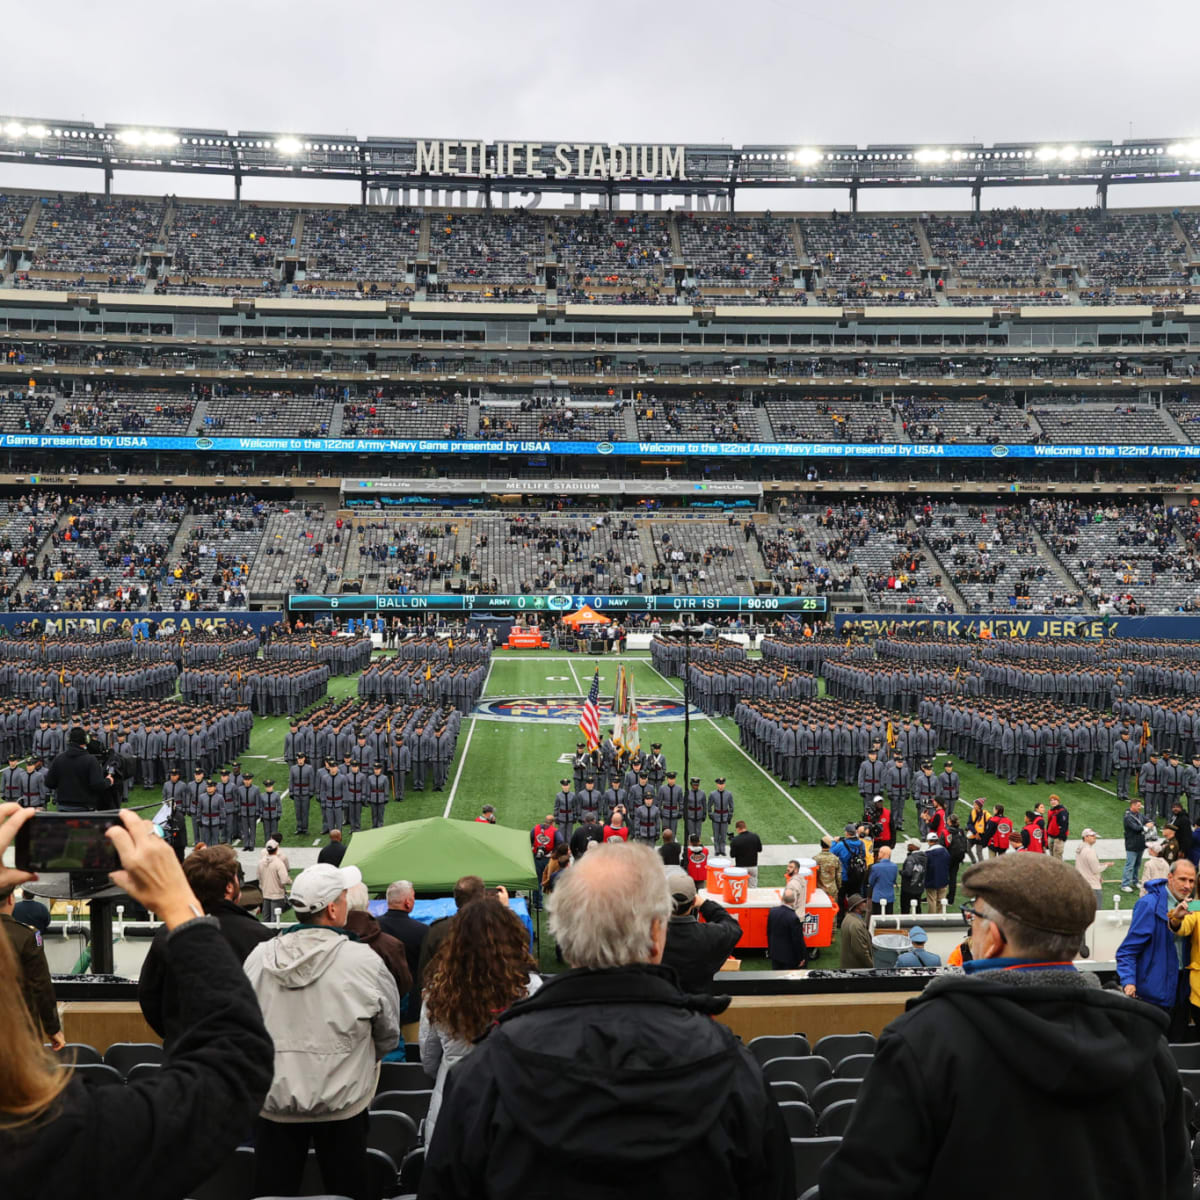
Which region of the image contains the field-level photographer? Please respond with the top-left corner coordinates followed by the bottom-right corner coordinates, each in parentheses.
top-left (0, 804), bottom-right (275, 1200)
top-left (44, 729), bottom-right (114, 813)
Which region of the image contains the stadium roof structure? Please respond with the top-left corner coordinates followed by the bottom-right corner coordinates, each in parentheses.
top-left (2, 116), bottom-right (1200, 204)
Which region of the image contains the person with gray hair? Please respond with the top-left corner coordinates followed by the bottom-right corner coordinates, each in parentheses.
top-left (421, 842), bottom-right (794, 1200)
top-left (766, 883), bottom-right (809, 970)
top-left (378, 878), bottom-right (427, 1022)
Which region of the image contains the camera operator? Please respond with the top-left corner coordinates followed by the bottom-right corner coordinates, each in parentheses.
top-left (44, 729), bottom-right (116, 813)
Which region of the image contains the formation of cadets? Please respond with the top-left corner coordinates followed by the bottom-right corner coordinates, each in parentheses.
top-left (0, 661), bottom-right (178, 707)
top-left (357, 657), bottom-right (487, 711)
top-left (686, 660), bottom-right (818, 716)
top-left (281, 698), bottom-right (463, 834)
top-left (264, 631), bottom-right (374, 675)
top-left (552, 735), bottom-right (737, 855)
top-left (388, 635), bottom-right (491, 665)
top-left (179, 662), bottom-right (329, 715)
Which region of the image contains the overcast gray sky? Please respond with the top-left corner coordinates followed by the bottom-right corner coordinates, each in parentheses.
top-left (5, 0), bottom-right (1200, 211)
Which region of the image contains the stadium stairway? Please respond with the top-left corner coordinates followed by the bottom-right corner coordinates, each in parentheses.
top-left (416, 214), bottom-right (432, 259)
top-left (1172, 215), bottom-right (1199, 264)
top-left (465, 403), bottom-right (481, 436)
top-left (185, 400), bottom-right (208, 436)
top-left (326, 404), bottom-right (346, 438)
top-left (668, 214), bottom-right (684, 263)
top-left (620, 405), bottom-right (640, 441)
top-left (1160, 404), bottom-right (1190, 445)
top-left (913, 220), bottom-right (936, 272)
top-left (18, 197), bottom-right (42, 243)
top-left (909, 521), bottom-right (969, 611)
top-left (791, 220), bottom-right (811, 269)
top-left (1029, 525), bottom-right (1098, 612)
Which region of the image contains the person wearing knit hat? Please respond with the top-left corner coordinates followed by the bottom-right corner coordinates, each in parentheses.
top-left (820, 851), bottom-right (1191, 1198)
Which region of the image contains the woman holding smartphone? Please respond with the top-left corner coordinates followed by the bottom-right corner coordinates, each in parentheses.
top-left (0, 803), bottom-right (275, 1200)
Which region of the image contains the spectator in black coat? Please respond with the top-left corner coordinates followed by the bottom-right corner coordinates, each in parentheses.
top-left (316, 828), bottom-right (346, 866)
top-left (378, 878), bottom-right (429, 1021)
top-left (660, 871), bottom-right (743, 994)
top-left (421, 841), bottom-right (793, 1200)
top-left (766, 887), bottom-right (809, 970)
top-left (44, 729), bottom-right (112, 812)
top-left (820, 853), bottom-right (1191, 1200)
top-left (138, 843), bottom-right (273, 1040)
top-left (0, 803), bottom-right (274, 1200)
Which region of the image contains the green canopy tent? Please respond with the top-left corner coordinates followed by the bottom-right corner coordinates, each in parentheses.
top-left (342, 817), bottom-right (539, 894)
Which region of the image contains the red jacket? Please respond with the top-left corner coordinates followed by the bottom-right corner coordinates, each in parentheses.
top-left (685, 845), bottom-right (709, 882)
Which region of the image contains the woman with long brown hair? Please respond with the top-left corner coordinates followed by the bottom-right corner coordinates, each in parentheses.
top-left (0, 803), bottom-right (274, 1200)
top-left (419, 892), bottom-right (540, 1143)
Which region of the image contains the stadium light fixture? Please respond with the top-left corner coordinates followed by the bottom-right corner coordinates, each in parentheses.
top-left (1035, 146), bottom-right (1060, 162)
top-left (276, 136), bottom-right (302, 155)
top-left (793, 147), bottom-right (822, 166)
top-left (915, 148), bottom-right (948, 164)
top-left (26, 124), bottom-right (48, 138)
top-left (3, 122), bottom-right (25, 138)
top-left (117, 129), bottom-right (179, 149)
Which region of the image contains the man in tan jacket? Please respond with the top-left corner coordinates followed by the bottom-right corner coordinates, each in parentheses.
top-left (839, 893), bottom-right (874, 969)
top-left (258, 839), bottom-right (291, 922)
top-left (1073, 828), bottom-right (1110, 910)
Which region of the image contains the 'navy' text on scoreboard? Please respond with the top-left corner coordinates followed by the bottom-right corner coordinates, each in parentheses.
top-left (289, 594), bottom-right (827, 614)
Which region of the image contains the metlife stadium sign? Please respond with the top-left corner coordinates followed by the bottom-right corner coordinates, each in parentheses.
top-left (10, 433), bottom-right (1200, 460)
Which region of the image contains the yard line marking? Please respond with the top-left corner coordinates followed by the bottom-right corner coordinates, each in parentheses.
top-left (446, 657), bottom-right (495, 819)
top-left (565, 657), bottom-right (582, 695)
top-left (1086, 780), bottom-right (1119, 798)
top-left (643, 659), bottom-right (830, 840)
top-left (788, 834), bottom-right (798, 843)
top-left (445, 718), bottom-right (478, 818)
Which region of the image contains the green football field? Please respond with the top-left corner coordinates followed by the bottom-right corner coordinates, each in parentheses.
top-left (105, 648), bottom-right (1140, 966)
top-left (117, 648), bottom-right (1133, 852)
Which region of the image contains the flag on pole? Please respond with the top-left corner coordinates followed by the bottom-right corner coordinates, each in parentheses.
top-left (448, 637), bottom-right (454, 653)
top-left (579, 668), bottom-right (602, 751)
top-left (886, 721), bottom-right (896, 749)
top-left (626, 672), bottom-right (640, 758)
top-left (425, 662), bottom-right (433, 683)
top-left (782, 665), bottom-right (789, 684)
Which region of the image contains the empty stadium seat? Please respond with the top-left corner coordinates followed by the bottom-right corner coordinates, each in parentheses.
top-left (397, 1146), bottom-right (425, 1194)
top-left (370, 1089), bottom-right (433, 1124)
top-left (57, 1042), bottom-right (103, 1065)
top-left (809, 1077), bottom-right (863, 1116)
top-left (747, 1034), bottom-right (811, 1066)
top-left (104, 1042), bottom-right (165, 1077)
top-left (763, 1055), bottom-right (833, 1092)
top-left (376, 1061), bottom-right (430, 1093)
top-left (790, 1137), bottom-right (843, 1196)
top-left (768, 1080), bottom-right (808, 1105)
top-left (367, 1110), bottom-right (420, 1167)
top-left (69, 1062), bottom-right (125, 1087)
top-left (1178, 1069), bottom-right (1200, 1096)
top-left (812, 1033), bottom-right (876, 1068)
top-left (403, 1042), bottom-right (422, 1063)
top-left (816, 1098), bottom-right (858, 1137)
top-left (833, 1054), bottom-right (875, 1080)
top-left (777, 1100), bottom-right (818, 1138)
top-left (126, 1062), bottom-right (164, 1084)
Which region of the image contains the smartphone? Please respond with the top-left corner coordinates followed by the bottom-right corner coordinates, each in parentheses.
top-left (15, 812), bottom-right (121, 874)
top-left (484, 886), bottom-right (501, 899)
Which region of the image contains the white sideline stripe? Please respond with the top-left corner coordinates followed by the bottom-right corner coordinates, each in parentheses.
top-left (1087, 780), bottom-right (1119, 798)
top-left (643, 660), bottom-right (831, 840)
top-left (445, 657), bottom-right (495, 818)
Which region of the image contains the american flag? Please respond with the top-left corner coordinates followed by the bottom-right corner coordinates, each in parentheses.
top-left (579, 667), bottom-right (602, 751)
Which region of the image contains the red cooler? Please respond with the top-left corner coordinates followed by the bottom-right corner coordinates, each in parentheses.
top-left (801, 889), bottom-right (836, 948)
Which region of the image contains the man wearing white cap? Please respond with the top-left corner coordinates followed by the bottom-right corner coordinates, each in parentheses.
top-left (244, 861), bottom-right (401, 1200)
top-left (1074, 829), bottom-right (1110, 909)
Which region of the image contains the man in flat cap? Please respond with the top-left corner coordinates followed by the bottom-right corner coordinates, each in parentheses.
top-left (820, 853), bottom-right (1191, 1200)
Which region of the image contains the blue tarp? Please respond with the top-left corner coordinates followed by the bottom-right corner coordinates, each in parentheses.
top-left (369, 896), bottom-right (534, 949)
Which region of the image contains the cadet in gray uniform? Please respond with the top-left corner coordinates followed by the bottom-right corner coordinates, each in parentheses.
top-left (657, 770), bottom-right (684, 843)
top-left (289, 753), bottom-right (315, 836)
top-left (684, 775), bottom-right (707, 843)
top-left (259, 780), bottom-right (282, 844)
top-left (366, 762), bottom-right (390, 829)
top-left (708, 777), bottom-right (734, 856)
top-left (1113, 731), bottom-right (1136, 802)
